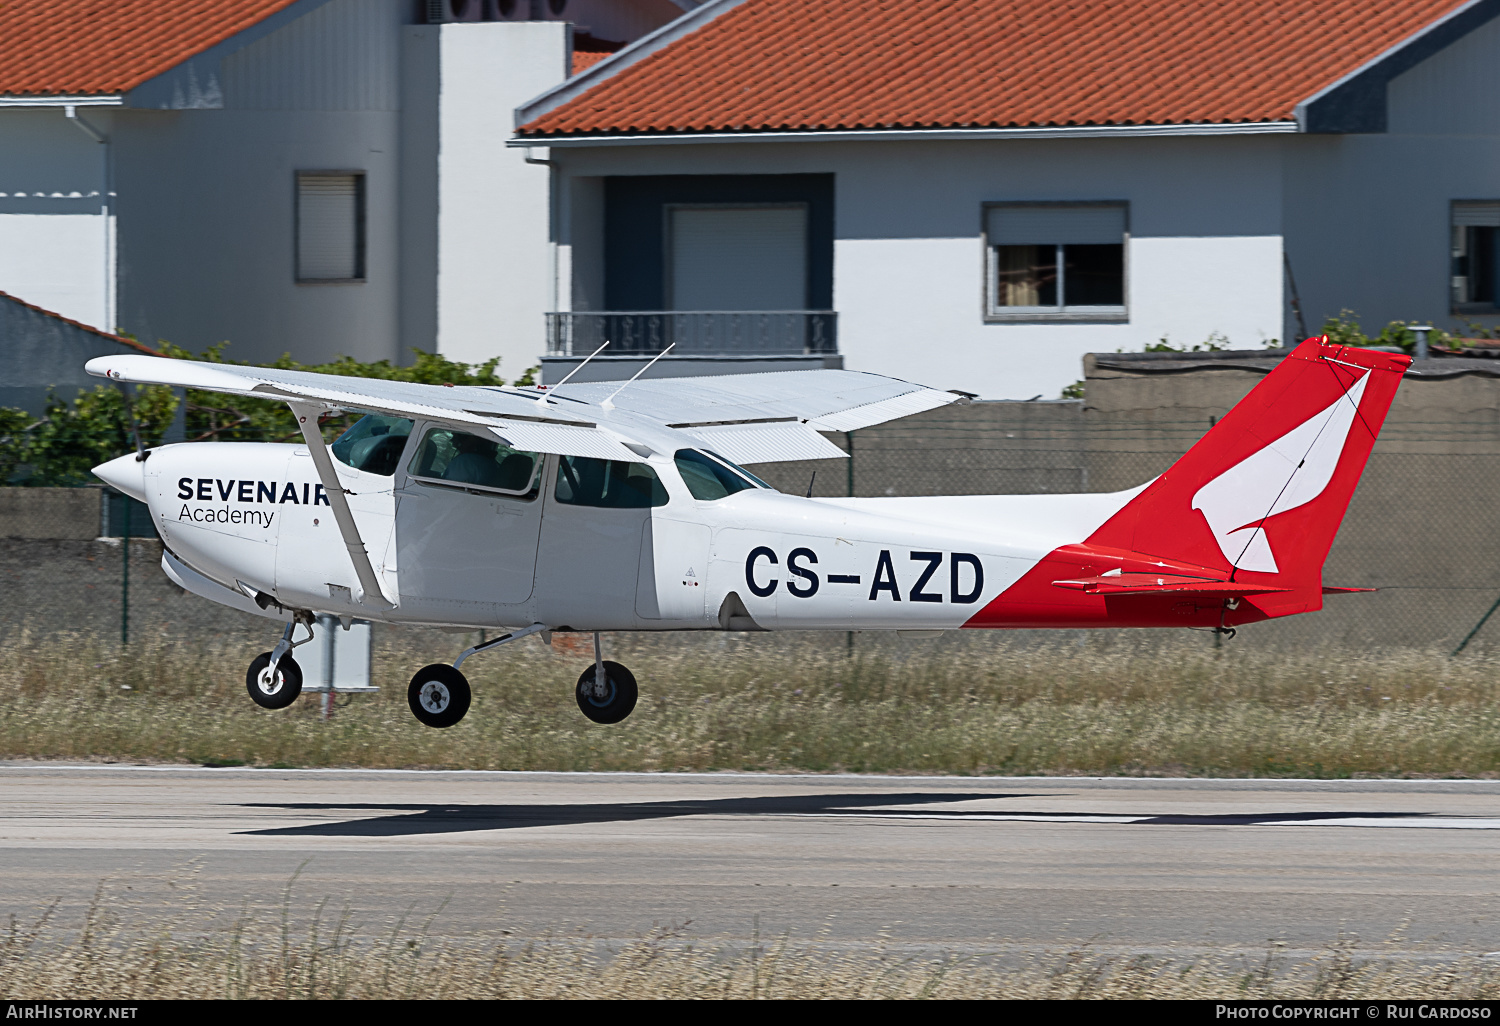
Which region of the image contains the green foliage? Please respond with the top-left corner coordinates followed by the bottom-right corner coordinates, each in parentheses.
top-left (1144, 330), bottom-right (1233, 353)
top-left (5, 385), bottom-right (180, 487)
top-left (0, 407), bottom-right (34, 483)
top-left (1, 344), bottom-right (526, 486)
top-left (1059, 380), bottom-right (1085, 400)
top-left (1320, 309), bottom-right (1456, 353)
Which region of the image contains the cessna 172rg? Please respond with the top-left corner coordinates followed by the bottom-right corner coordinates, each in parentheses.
top-left (87, 337), bottom-right (1407, 729)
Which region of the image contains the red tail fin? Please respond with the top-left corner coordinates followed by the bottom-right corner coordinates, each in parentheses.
top-left (1086, 338), bottom-right (1408, 616)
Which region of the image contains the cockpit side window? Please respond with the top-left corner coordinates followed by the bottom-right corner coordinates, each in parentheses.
top-left (674, 449), bottom-right (764, 500)
top-left (330, 415), bottom-right (414, 476)
top-left (409, 428), bottom-right (540, 496)
top-left (554, 455), bottom-right (668, 508)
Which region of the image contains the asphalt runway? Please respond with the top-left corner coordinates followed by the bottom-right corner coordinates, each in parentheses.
top-left (2, 763), bottom-right (1499, 957)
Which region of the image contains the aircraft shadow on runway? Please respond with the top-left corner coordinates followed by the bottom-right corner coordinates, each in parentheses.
top-left (235, 794), bottom-right (1431, 838)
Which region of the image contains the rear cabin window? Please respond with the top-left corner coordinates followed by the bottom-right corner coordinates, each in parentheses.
top-left (554, 455), bottom-right (668, 508)
top-left (330, 415), bottom-right (413, 476)
top-left (674, 449), bottom-right (764, 500)
top-left (409, 428), bottom-right (540, 495)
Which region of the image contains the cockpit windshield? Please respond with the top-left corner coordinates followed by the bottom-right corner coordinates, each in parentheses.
top-left (674, 449), bottom-right (770, 501)
top-left (331, 415), bottom-right (414, 476)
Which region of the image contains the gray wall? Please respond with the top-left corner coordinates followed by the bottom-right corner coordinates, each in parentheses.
top-left (114, 0), bottom-right (409, 365)
top-left (0, 488), bottom-right (101, 540)
top-left (0, 292), bottom-right (151, 413)
top-left (1284, 12), bottom-right (1500, 341)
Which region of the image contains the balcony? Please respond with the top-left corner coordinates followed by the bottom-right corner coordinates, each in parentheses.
top-left (546, 310), bottom-right (837, 357)
top-left (541, 311), bottom-right (840, 384)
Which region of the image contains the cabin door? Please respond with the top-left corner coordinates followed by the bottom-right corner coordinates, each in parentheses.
top-left (392, 425), bottom-right (544, 621)
top-left (535, 454), bottom-right (671, 630)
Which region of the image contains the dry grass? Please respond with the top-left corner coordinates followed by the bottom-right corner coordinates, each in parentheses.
top-left (1, 887), bottom-right (1496, 1000)
top-left (0, 628), bottom-right (1498, 777)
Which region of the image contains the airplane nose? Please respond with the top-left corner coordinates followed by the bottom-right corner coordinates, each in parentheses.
top-left (92, 452), bottom-right (149, 503)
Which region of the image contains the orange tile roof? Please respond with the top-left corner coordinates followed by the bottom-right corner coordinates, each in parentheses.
top-left (0, 0), bottom-right (300, 97)
top-left (571, 49), bottom-right (614, 76)
top-left (522, 0), bottom-right (1473, 136)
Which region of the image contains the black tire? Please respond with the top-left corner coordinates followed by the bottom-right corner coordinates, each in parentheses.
top-left (246, 652), bottom-right (303, 710)
top-left (575, 661), bottom-right (638, 724)
top-left (408, 664), bottom-right (471, 728)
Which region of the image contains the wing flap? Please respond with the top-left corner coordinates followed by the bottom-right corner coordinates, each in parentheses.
top-left (1052, 573), bottom-right (1290, 596)
top-left (807, 388), bottom-right (961, 432)
top-left (686, 421), bottom-right (849, 464)
top-left (483, 422), bottom-right (643, 463)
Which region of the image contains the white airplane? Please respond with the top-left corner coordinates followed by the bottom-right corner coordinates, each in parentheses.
top-left (87, 337), bottom-right (1407, 729)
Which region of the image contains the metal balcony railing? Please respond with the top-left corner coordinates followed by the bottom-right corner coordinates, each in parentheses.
top-left (545, 311), bottom-right (838, 358)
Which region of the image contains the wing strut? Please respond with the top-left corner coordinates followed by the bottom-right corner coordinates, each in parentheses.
top-left (288, 402), bottom-right (395, 610)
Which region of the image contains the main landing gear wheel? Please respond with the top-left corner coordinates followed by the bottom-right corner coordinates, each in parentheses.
top-left (575, 661), bottom-right (637, 725)
top-left (408, 664), bottom-right (471, 729)
top-left (246, 652), bottom-right (303, 709)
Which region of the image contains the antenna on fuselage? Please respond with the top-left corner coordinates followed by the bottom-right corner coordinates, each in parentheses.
top-left (538, 340), bottom-right (609, 405)
top-left (601, 343), bottom-right (675, 410)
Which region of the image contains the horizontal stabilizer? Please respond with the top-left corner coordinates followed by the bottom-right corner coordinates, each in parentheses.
top-left (1051, 573), bottom-right (1291, 597)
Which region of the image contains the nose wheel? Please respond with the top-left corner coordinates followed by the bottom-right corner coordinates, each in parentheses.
top-left (575, 661), bottom-right (637, 724)
top-left (246, 652), bottom-right (303, 709)
top-left (408, 664), bottom-right (472, 728)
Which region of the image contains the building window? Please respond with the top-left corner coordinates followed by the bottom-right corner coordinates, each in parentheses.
top-left (984, 203), bottom-right (1127, 321)
top-left (296, 172), bottom-right (365, 282)
top-left (1453, 202), bottom-right (1500, 310)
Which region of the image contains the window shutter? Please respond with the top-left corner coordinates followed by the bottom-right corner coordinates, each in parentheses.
top-left (669, 206), bottom-right (807, 310)
top-left (298, 174), bottom-right (362, 280)
top-left (1453, 202), bottom-right (1500, 227)
top-left (988, 205), bottom-right (1126, 246)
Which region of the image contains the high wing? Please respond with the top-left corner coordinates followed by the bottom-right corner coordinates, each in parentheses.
top-left (86, 354), bottom-right (644, 462)
top-left (85, 357), bottom-right (965, 465)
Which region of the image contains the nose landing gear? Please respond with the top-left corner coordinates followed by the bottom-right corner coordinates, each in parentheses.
top-left (246, 651), bottom-right (303, 709)
top-left (245, 615), bottom-right (313, 710)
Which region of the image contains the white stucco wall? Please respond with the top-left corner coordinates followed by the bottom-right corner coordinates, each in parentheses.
top-left (0, 107), bottom-right (114, 330)
top-left (434, 22), bottom-right (570, 379)
top-left (557, 134), bottom-right (1287, 399)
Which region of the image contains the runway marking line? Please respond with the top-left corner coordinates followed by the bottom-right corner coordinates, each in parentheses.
top-left (792, 811), bottom-right (1500, 829)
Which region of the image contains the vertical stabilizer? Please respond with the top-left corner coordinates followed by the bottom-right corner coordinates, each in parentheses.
top-left (1085, 338), bottom-right (1409, 614)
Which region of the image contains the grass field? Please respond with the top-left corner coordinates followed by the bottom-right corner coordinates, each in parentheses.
top-left (1, 882), bottom-right (1496, 1000)
top-left (1, 628), bottom-right (1498, 777)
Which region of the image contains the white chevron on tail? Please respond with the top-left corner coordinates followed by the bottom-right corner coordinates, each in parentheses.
top-left (1191, 372), bottom-right (1369, 573)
